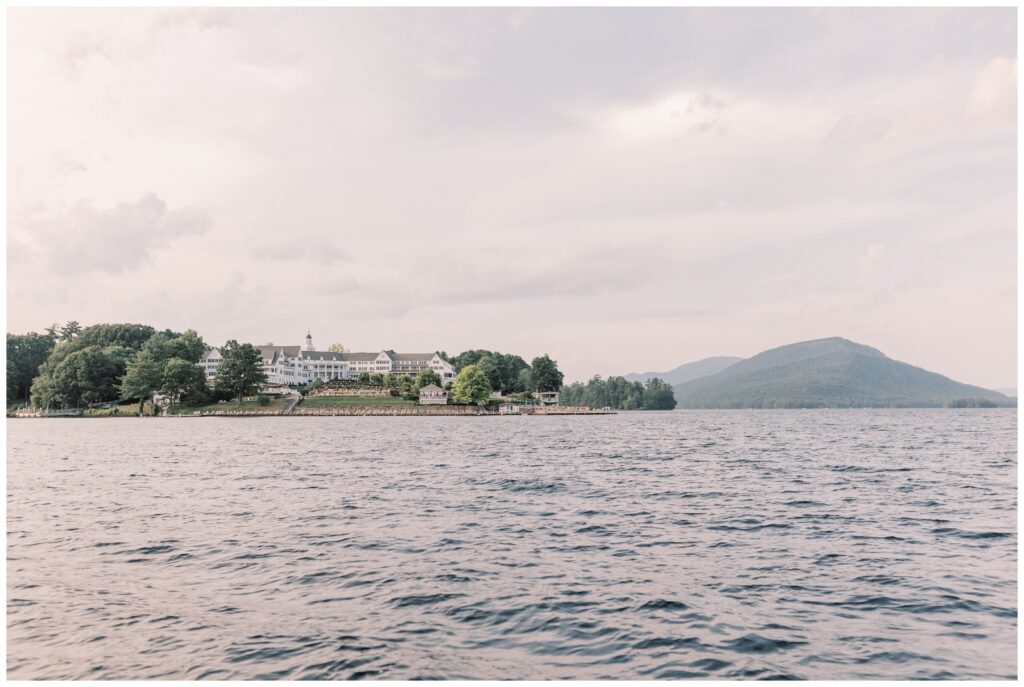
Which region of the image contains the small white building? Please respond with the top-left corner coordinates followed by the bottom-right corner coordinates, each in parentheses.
top-left (418, 384), bottom-right (448, 405)
top-left (534, 391), bottom-right (560, 406)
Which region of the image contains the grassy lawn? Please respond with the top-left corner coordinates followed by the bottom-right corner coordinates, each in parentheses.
top-left (83, 403), bottom-right (158, 417)
top-left (170, 397), bottom-right (291, 414)
top-left (299, 395), bottom-right (415, 408)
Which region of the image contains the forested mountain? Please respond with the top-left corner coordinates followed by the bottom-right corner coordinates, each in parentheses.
top-left (673, 337), bottom-right (1015, 408)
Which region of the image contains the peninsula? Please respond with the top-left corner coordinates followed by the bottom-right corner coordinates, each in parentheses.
top-left (8, 322), bottom-right (635, 417)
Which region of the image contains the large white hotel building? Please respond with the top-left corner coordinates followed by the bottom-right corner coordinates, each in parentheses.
top-left (200, 333), bottom-right (456, 386)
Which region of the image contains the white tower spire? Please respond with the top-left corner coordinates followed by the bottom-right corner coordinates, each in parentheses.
top-left (305, 331), bottom-right (314, 352)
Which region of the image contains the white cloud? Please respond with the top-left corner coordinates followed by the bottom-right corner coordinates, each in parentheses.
top-left (968, 57), bottom-right (1017, 125)
top-left (856, 243), bottom-right (886, 279)
top-left (150, 7), bottom-right (240, 33)
top-left (5, 7), bottom-right (1017, 387)
top-left (251, 241), bottom-right (348, 265)
top-left (16, 193), bottom-right (210, 275)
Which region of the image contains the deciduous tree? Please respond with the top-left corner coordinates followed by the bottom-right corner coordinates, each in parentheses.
top-left (171, 329), bottom-right (207, 363)
top-left (414, 368), bottom-right (442, 391)
top-left (530, 354), bottom-right (564, 393)
top-left (120, 348), bottom-right (165, 416)
top-left (160, 357), bottom-right (206, 410)
top-left (214, 340), bottom-right (268, 404)
top-left (451, 364), bottom-right (491, 405)
top-left (6, 331), bottom-right (56, 403)
top-left (59, 321), bottom-right (82, 341)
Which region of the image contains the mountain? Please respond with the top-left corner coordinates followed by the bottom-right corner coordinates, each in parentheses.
top-left (625, 356), bottom-right (743, 386)
top-left (995, 387), bottom-right (1017, 398)
top-left (673, 337), bottom-right (1015, 409)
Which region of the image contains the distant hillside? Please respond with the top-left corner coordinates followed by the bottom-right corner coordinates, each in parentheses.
top-left (673, 337), bottom-right (1015, 409)
top-left (625, 356), bottom-right (742, 386)
top-left (995, 387), bottom-right (1017, 398)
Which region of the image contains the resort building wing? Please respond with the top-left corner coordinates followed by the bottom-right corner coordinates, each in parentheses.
top-left (200, 334), bottom-right (456, 386)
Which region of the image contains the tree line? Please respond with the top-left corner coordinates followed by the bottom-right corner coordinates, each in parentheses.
top-left (438, 349), bottom-right (563, 396)
top-left (442, 352), bottom-right (564, 405)
top-left (7, 322), bottom-right (269, 412)
top-left (559, 375), bottom-right (677, 410)
top-left (8, 322), bottom-right (571, 411)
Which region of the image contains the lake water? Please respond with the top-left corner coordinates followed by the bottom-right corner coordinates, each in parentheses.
top-left (6, 410), bottom-right (1017, 679)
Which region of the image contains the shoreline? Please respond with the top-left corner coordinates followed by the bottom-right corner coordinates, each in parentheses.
top-left (9, 406), bottom-right (616, 418)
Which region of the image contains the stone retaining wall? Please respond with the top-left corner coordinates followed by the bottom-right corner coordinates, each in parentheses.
top-left (307, 389), bottom-right (393, 398)
top-left (291, 405), bottom-right (488, 416)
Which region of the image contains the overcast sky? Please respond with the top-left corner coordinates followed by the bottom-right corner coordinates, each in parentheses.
top-left (7, 7), bottom-right (1017, 387)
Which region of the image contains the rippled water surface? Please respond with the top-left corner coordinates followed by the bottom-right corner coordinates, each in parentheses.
top-left (7, 410), bottom-right (1018, 679)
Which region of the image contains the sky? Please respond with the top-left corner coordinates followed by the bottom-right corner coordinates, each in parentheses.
top-left (6, 7), bottom-right (1017, 387)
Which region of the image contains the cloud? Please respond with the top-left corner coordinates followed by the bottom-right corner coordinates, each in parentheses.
top-left (50, 152), bottom-right (87, 179)
top-left (20, 193), bottom-right (210, 275)
top-left (431, 245), bottom-right (668, 307)
top-left (968, 57), bottom-right (1016, 125)
top-left (5, 8), bottom-right (1016, 388)
top-left (826, 112), bottom-right (895, 149)
top-left (588, 91), bottom-right (730, 142)
top-left (855, 242), bottom-right (888, 291)
top-left (63, 30), bottom-right (110, 73)
top-left (150, 8), bottom-right (240, 33)
top-left (251, 240), bottom-right (348, 265)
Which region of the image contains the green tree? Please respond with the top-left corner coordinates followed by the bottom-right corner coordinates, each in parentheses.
top-left (447, 349), bottom-right (487, 371)
top-left (369, 373), bottom-right (384, 386)
top-left (78, 346), bottom-right (133, 405)
top-left (30, 323), bottom-right (159, 407)
top-left (35, 344), bottom-right (131, 408)
top-left (171, 329), bottom-right (207, 363)
top-left (120, 348), bottom-right (165, 415)
top-left (643, 377), bottom-right (677, 410)
top-left (582, 375), bottom-right (610, 408)
top-left (451, 364), bottom-right (492, 405)
top-left (476, 355), bottom-right (503, 393)
top-left (214, 340), bottom-right (268, 404)
top-left (530, 354), bottom-right (564, 393)
top-left (160, 357), bottom-right (206, 410)
top-left (516, 367), bottom-right (534, 394)
top-left (559, 375), bottom-right (667, 410)
top-left (118, 332), bottom-right (194, 415)
top-left (6, 331), bottom-right (56, 403)
top-left (446, 350), bottom-right (529, 393)
top-left (413, 368), bottom-right (442, 391)
top-left (58, 323), bottom-right (157, 353)
top-left (496, 353), bottom-right (529, 393)
top-left (328, 343), bottom-right (347, 353)
top-left (59, 320), bottom-right (82, 341)
top-left (358, 372), bottom-right (371, 384)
